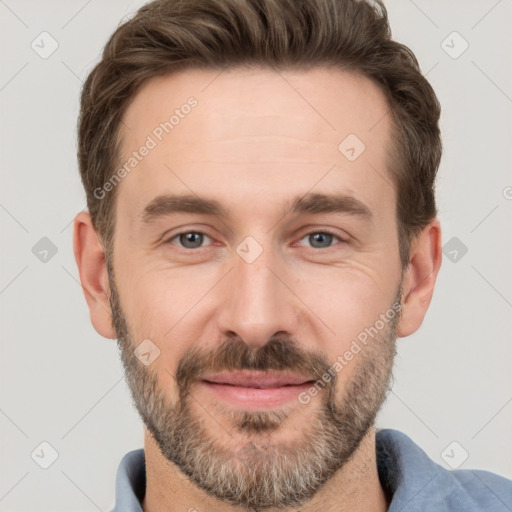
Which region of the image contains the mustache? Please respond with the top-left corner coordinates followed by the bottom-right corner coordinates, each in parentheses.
top-left (175, 337), bottom-right (335, 397)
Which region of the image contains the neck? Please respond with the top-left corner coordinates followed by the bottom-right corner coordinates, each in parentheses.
top-left (142, 426), bottom-right (389, 512)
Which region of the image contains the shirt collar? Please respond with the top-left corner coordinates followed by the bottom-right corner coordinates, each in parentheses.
top-left (111, 448), bottom-right (145, 512)
top-left (375, 428), bottom-right (440, 510)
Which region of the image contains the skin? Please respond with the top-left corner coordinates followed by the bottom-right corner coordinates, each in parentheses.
top-left (73, 67), bottom-right (442, 511)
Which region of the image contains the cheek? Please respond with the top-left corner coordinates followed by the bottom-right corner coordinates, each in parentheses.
top-left (117, 262), bottom-right (215, 348)
top-left (290, 266), bottom-right (396, 358)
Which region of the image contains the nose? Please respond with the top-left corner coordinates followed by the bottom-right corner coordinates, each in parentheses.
top-left (215, 240), bottom-right (299, 349)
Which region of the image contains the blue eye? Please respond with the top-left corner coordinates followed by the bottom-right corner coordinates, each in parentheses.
top-left (165, 230), bottom-right (344, 250)
top-left (168, 232), bottom-right (212, 249)
top-left (298, 231), bottom-right (343, 249)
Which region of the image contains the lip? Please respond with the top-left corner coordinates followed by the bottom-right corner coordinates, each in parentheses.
top-left (199, 370), bottom-right (315, 409)
top-left (201, 370), bottom-right (313, 388)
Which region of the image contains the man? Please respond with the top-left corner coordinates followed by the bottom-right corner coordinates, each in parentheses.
top-left (72, 0), bottom-right (512, 510)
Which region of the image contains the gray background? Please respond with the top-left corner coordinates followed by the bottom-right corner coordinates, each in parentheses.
top-left (1, 0), bottom-right (511, 510)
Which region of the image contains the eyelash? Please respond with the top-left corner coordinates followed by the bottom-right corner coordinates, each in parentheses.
top-left (163, 228), bottom-right (347, 250)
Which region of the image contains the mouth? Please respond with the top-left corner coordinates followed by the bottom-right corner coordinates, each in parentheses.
top-left (198, 370), bottom-right (316, 409)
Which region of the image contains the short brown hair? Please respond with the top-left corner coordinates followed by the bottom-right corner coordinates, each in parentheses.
top-left (77, 0), bottom-right (442, 268)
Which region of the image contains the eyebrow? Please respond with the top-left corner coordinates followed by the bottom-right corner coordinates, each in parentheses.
top-left (141, 194), bottom-right (229, 223)
top-left (290, 192), bottom-right (372, 219)
top-left (140, 192), bottom-right (372, 224)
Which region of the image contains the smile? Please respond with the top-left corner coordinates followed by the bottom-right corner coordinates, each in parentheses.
top-left (199, 370), bottom-right (315, 409)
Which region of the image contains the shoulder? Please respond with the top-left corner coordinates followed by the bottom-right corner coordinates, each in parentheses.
top-left (376, 429), bottom-right (512, 512)
top-left (449, 467), bottom-right (512, 510)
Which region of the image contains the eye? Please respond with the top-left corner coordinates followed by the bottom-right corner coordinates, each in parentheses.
top-left (165, 231), bottom-right (212, 249)
top-left (164, 229), bottom-right (347, 251)
top-left (297, 230), bottom-right (345, 249)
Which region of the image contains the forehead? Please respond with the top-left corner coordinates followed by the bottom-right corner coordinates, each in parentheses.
top-left (116, 66), bottom-right (395, 229)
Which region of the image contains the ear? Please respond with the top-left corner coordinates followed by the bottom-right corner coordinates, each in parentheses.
top-left (397, 219), bottom-right (442, 337)
top-left (73, 211), bottom-right (116, 339)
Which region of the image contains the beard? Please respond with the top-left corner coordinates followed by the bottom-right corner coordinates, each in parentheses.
top-left (106, 259), bottom-right (401, 511)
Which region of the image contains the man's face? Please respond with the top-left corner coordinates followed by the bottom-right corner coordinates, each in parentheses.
top-left (109, 67), bottom-right (404, 508)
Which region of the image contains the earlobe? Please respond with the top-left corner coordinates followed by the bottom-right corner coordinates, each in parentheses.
top-left (396, 219), bottom-right (442, 338)
top-left (73, 211), bottom-right (117, 339)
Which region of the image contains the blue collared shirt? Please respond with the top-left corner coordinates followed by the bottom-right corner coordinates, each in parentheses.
top-left (110, 429), bottom-right (512, 511)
